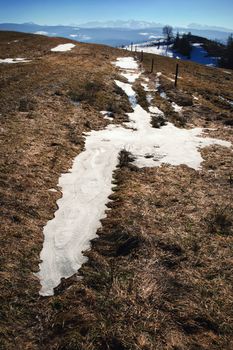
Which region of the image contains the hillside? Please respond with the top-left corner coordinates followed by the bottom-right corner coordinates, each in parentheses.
top-left (125, 35), bottom-right (226, 67)
top-left (0, 31), bottom-right (233, 350)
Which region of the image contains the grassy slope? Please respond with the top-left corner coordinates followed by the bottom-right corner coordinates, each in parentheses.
top-left (0, 32), bottom-right (232, 350)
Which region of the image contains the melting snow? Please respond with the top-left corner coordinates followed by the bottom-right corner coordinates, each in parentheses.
top-left (100, 111), bottom-right (114, 120)
top-left (219, 96), bottom-right (233, 106)
top-left (172, 102), bottom-right (183, 113)
top-left (155, 72), bottom-right (161, 91)
top-left (126, 43), bottom-right (174, 58)
top-left (37, 56), bottom-right (231, 296)
top-left (48, 188), bottom-right (58, 193)
top-left (164, 75), bottom-right (175, 83)
top-left (114, 80), bottom-right (137, 108)
top-left (0, 58), bottom-right (31, 64)
top-left (125, 42), bottom-right (218, 66)
top-left (141, 82), bottom-right (150, 92)
top-left (35, 31), bottom-right (49, 35)
top-left (149, 106), bottom-right (164, 115)
top-left (160, 91), bottom-right (168, 100)
top-left (114, 57), bottom-right (141, 83)
top-left (51, 43), bottom-right (76, 52)
top-left (121, 72), bottom-right (141, 83)
top-left (113, 57), bottom-right (138, 70)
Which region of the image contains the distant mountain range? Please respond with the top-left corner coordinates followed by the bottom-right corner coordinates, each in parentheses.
top-left (0, 22), bottom-right (232, 46)
top-left (79, 20), bottom-right (233, 32)
top-left (187, 23), bottom-right (233, 33)
top-left (78, 20), bottom-right (164, 29)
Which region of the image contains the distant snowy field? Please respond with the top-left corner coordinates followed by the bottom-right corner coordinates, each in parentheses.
top-left (125, 41), bottom-right (219, 66)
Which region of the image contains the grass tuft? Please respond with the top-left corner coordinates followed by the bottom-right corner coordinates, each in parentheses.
top-left (117, 149), bottom-right (136, 168)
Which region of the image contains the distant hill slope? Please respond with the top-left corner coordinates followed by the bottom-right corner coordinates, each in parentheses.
top-left (126, 34), bottom-right (225, 67)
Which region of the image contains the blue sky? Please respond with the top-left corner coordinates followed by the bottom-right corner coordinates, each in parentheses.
top-left (0, 0), bottom-right (233, 29)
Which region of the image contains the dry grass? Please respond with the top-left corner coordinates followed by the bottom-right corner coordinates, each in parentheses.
top-left (0, 32), bottom-right (232, 350)
top-left (40, 158), bottom-right (233, 350)
top-left (136, 51), bottom-right (233, 128)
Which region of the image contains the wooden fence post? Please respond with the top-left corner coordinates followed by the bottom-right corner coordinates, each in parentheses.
top-left (141, 50), bottom-right (144, 62)
top-left (175, 63), bottom-right (179, 87)
top-left (151, 58), bottom-right (154, 73)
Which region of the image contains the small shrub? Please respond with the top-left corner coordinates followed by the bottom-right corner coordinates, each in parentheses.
top-left (168, 91), bottom-right (193, 106)
top-left (176, 114), bottom-right (188, 127)
top-left (69, 80), bottom-right (103, 104)
top-left (101, 337), bottom-right (126, 350)
top-left (224, 119), bottom-right (233, 126)
top-left (134, 83), bottom-right (149, 110)
top-left (116, 236), bottom-right (140, 256)
top-left (151, 115), bottom-right (166, 128)
top-left (106, 101), bottom-right (121, 114)
top-left (51, 298), bottom-right (63, 311)
top-left (114, 84), bottom-right (126, 97)
top-left (118, 149), bottom-right (135, 168)
top-left (96, 225), bottom-right (142, 257)
top-left (207, 205), bottom-right (233, 236)
top-left (19, 97), bottom-right (35, 112)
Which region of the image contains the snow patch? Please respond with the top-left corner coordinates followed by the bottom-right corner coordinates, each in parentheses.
top-left (114, 80), bottom-right (137, 108)
top-left (0, 58), bottom-right (31, 64)
top-left (100, 111), bottom-right (114, 120)
top-left (163, 75), bottom-right (175, 83)
top-left (172, 102), bottom-right (183, 113)
top-left (51, 43), bottom-right (76, 52)
top-left (121, 71), bottom-right (141, 83)
top-left (219, 96), bottom-right (233, 106)
top-left (160, 91), bottom-right (168, 100)
top-left (37, 56), bottom-right (231, 296)
top-left (149, 106), bottom-right (164, 116)
top-left (35, 31), bottom-right (49, 35)
top-left (113, 57), bottom-right (138, 70)
top-left (155, 72), bottom-right (161, 91)
top-left (141, 82), bottom-right (150, 92)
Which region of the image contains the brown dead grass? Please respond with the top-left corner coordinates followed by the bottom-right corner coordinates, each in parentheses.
top-left (136, 51), bottom-right (233, 128)
top-left (0, 32), bottom-right (233, 350)
top-left (40, 156), bottom-right (233, 350)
